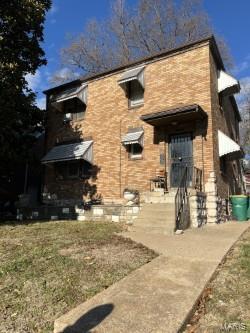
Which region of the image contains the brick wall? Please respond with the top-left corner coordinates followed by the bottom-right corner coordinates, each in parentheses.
top-left (44, 41), bottom-right (234, 202)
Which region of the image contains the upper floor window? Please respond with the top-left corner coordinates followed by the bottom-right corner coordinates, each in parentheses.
top-left (51, 84), bottom-right (88, 121)
top-left (64, 98), bottom-right (86, 121)
top-left (128, 80), bottom-right (144, 107)
top-left (118, 66), bottom-right (145, 109)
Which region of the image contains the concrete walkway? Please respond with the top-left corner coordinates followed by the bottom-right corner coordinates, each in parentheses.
top-left (54, 221), bottom-right (249, 333)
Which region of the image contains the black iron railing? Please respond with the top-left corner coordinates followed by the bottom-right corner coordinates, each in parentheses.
top-left (193, 167), bottom-right (202, 191)
top-left (175, 167), bottom-right (190, 231)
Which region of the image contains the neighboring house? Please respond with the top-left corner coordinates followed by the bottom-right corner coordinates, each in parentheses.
top-left (41, 36), bottom-right (243, 210)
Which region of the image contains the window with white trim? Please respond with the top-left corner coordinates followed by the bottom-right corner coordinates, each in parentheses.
top-left (128, 143), bottom-right (143, 159)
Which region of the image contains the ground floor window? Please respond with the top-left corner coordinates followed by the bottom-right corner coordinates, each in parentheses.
top-left (128, 143), bottom-right (143, 159)
top-left (55, 160), bottom-right (92, 180)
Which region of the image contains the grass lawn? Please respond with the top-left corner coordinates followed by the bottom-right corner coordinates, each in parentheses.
top-left (0, 220), bottom-right (157, 333)
top-left (185, 227), bottom-right (250, 333)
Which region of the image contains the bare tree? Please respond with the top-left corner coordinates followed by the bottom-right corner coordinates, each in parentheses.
top-left (54, 0), bottom-right (232, 83)
top-left (239, 81), bottom-right (250, 155)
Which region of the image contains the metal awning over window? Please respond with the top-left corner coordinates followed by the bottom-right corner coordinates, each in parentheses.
top-left (41, 140), bottom-right (93, 164)
top-left (121, 129), bottom-right (144, 146)
top-left (118, 66), bottom-right (145, 90)
top-left (218, 70), bottom-right (240, 96)
top-left (51, 84), bottom-right (88, 111)
top-left (218, 130), bottom-right (242, 159)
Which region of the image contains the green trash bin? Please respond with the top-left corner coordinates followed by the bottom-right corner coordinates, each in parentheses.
top-left (230, 195), bottom-right (248, 221)
top-left (247, 196), bottom-right (250, 219)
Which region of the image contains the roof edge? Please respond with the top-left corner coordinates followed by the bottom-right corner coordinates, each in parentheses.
top-left (44, 35), bottom-right (224, 95)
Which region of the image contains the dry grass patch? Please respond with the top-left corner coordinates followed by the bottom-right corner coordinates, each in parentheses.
top-left (185, 227), bottom-right (250, 333)
top-left (0, 220), bottom-right (157, 333)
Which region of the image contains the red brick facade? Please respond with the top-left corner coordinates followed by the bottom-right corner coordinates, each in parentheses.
top-left (43, 37), bottom-right (241, 203)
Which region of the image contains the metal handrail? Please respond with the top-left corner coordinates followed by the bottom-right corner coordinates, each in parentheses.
top-left (175, 166), bottom-right (190, 231)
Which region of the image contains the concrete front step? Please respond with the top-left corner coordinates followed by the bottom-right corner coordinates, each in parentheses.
top-left (140, 203), bottom-right (174, 209)
top-left (128, 202), bottom-right (175, 235)
top-left (143, 197), bottom-right (175, 204)
top-left (141, 191), bottom-right (176, 204)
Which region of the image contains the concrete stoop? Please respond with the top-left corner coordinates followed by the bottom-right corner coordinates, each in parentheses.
top-left (141, 189), bottom-right (177, 204)
top-left (128, 203), bottom-right (175, 235)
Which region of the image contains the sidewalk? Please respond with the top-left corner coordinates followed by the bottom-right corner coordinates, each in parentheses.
top-left (54, 221), bottom-right (249, 333)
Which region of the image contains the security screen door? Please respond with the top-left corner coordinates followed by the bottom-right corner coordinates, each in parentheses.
top-left (169, 133), bottom-right (193, 188)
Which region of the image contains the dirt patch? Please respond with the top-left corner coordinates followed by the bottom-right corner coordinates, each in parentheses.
top-left (0, 221), bottom-right (157, 333)
top-left (59, 236), bottom-right (154, 265)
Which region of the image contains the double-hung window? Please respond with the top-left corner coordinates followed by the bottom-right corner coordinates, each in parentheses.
top-left (121, 128), bottom-right (144, 160)
top-left (128, 80), bottom-right (144, 107)
top-left (118, 66), bottom-right (145, 108)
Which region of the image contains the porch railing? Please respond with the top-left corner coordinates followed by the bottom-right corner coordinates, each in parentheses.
top-left (174, 166), bottom-right (202, 231)
top-left (175, 166), bottom-right (190, 231)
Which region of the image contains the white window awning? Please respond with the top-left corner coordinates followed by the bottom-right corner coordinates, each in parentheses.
top-left (51, 84), bottom-right (88, 111)
top-left (218, 70), bottom-right (240, 96)
top-left (41, 140), bottom-right (93, 164)
top-left (118, 66), bottom-right (145, 90)
top-left (121, 129), bottom-right (144, 146)
top-left (218, 130), bottom-right (241, 158)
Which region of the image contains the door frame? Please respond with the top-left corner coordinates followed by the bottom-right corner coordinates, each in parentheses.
top-left (168, 132), bottom-right (193, 188)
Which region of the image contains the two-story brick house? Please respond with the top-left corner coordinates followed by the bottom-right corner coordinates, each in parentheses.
top-left (41, 36), bottom-right (243, 218)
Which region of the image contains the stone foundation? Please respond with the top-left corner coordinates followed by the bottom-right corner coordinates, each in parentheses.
top-left (204, 171), bottom-right (231, 224)
top-left (189, 190), bottom-right (207, 227)
top-left (17, 204), bottom-right (140, 224)
top-left (204, 171), bottom-right (218, 224)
